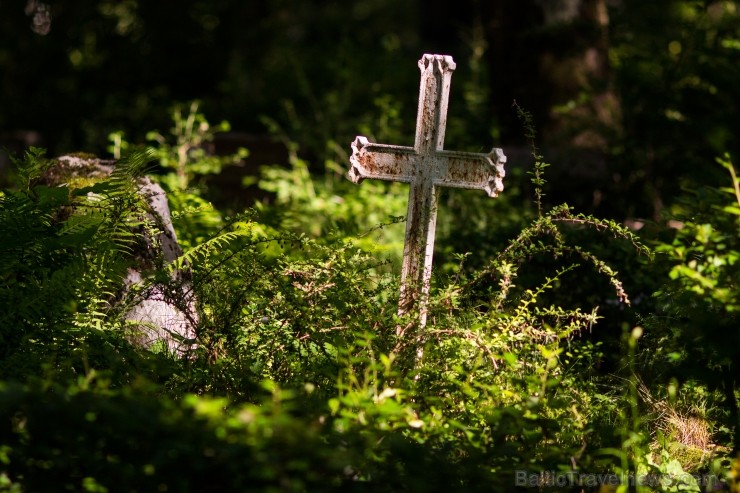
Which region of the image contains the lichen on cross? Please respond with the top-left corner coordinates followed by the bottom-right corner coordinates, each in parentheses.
top-left (348, 53), bottom-right (506, 328)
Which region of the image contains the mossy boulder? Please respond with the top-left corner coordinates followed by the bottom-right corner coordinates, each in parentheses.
top-left (42, 154), bottom-right (197, 354)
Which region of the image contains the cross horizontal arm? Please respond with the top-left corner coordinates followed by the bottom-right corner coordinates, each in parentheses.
top-left (434, 148), bottom-right (506, 197)
top-left (349, 136), bottom-right (506, 197)
top-left (348, 136), bottom-right (417, 184)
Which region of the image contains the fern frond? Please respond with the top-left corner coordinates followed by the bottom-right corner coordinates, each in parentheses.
top-left (7, 147), bottom-right (50, 190)
top-left (170, 227), bottom-right (254, 273)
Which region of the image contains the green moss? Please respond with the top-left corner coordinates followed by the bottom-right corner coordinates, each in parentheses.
top-left (64, 152), bottom-right (99, 160)
top-left (41, 155), bottom-right (112, 189)
top-left (666, 441), bottom-right (710, 473)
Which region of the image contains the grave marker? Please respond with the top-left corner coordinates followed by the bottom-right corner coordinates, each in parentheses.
top-left (348, 54), bottom-right (506, 328)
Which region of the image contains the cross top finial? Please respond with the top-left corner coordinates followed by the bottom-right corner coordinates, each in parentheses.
top-left (414, 54), bottom-right (456, 154)
top-left (418, 54), bottom-right (456, 72)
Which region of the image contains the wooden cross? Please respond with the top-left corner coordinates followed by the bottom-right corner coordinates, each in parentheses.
top-left (348, 54), bottom-right (506, 328)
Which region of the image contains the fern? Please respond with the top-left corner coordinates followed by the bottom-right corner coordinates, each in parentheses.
top-left (170, 228), bottom-right (253, 273)
top-left (0, 148), bottom-right (159, 378)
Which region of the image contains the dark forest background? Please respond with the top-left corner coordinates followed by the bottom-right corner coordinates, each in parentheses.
top-left (1, 0), bottom-right (738, 219)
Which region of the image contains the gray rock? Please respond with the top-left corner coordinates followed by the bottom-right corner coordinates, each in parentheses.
top-left (49, 154), bottom-right (198, 355)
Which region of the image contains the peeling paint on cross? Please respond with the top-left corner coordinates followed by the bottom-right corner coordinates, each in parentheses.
top-left (348, 54), bottom-right (506, 328)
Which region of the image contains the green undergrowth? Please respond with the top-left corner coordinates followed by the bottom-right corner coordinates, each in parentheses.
top-left (1, 107), bottom-right (738, 492)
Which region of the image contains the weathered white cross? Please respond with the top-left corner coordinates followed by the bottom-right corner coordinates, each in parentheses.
top-left (348, 54), bottom-right (506, 328)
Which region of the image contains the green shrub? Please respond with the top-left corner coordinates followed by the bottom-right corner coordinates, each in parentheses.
top-left (648, 154), bottom-right (740, 454)
top-left (0, 380), bottom-right (352, 492)
top-left (10, 106), bottom-right (739, 490)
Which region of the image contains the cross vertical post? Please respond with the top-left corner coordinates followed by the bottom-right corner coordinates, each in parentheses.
top-left (348, 54), bottom-right (506, 329)
top-left (400, 54), bottom-right (454, 325)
